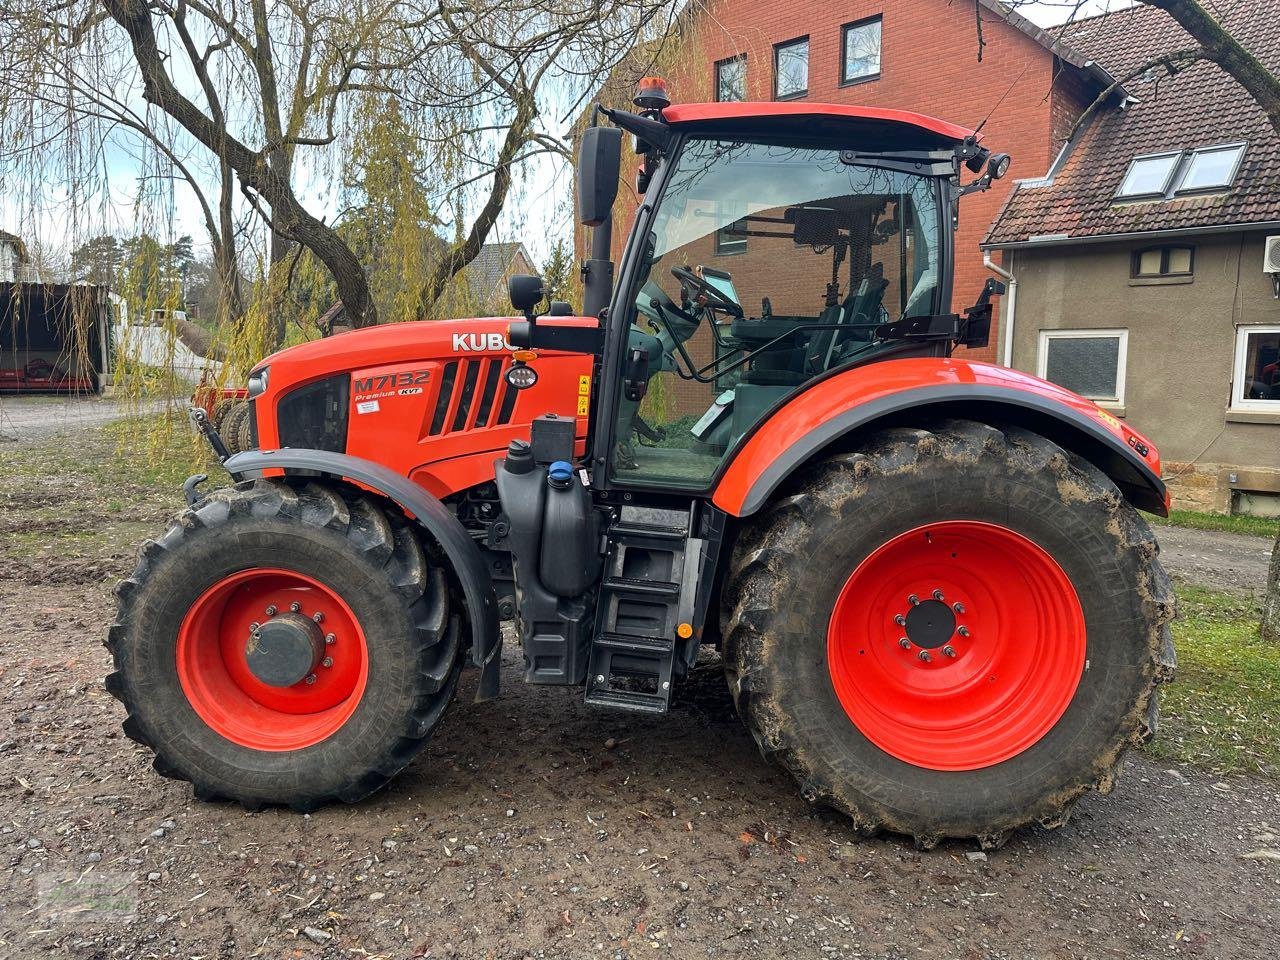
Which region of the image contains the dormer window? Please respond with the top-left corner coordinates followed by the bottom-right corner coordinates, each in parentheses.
top-left (1116, 143), bottom-right (1246, 200)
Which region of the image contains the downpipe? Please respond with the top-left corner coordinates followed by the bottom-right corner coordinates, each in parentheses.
top-left (983, 251), bottom-right (1017, 368)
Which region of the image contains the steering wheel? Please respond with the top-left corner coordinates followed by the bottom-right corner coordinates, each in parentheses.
top-left (670, 265), bottom-right (742, 317)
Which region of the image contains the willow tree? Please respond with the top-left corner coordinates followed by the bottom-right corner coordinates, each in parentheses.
top-left (402, 0), bottom-right (693, 316)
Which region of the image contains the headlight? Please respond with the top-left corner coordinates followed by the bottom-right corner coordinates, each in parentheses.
top-left (247, 366), bottom-right (269, 398)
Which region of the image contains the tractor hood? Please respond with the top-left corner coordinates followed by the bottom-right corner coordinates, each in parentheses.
top-left (257, 317), bottom-right (523, 386)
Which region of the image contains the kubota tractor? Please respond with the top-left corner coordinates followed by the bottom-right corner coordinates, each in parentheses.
top-left (108, 82), bottom-right (1175, 847)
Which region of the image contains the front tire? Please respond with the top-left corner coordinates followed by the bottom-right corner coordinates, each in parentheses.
top-left (107, 479), bottom-right (461, 811)
top-left (722, 420), bottom-right (1176, 847)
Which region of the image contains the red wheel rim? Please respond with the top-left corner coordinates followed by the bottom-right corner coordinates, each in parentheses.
top-left (826, 521), bottom-right (1085, 771)
top-left (176, 568), bottom-right (369, 751)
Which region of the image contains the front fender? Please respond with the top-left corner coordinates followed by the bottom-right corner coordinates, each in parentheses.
top-left (712, 357), bottom-right (1168, 517)
top-left (223, 448), bottom-right (502, 700)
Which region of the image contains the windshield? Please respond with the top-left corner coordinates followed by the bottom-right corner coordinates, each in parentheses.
top-left (610, 137), bottom-right (948, 491)
top-left (647, 138), bottom-right (943, 321)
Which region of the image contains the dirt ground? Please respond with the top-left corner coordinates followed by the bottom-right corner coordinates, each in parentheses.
top-left (1, 421), bottom-right (1278, 960)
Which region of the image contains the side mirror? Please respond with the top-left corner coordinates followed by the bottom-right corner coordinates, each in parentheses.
top-left (547, 300), bottom-right (573, 316)
top-left (578, 126), bottom-right (622, 227)
top-left (509, 274), bottom-right (545, 315)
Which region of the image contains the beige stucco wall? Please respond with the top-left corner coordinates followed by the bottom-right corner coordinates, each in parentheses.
top-left (1001, 230), bottom-right (1280, 511)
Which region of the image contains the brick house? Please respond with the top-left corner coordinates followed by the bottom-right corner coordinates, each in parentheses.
top-left (984, 2), bottom-right (1280, 515)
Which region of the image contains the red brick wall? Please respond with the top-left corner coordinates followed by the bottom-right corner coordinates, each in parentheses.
top-left (607, 0), bottom-right (1078, 363)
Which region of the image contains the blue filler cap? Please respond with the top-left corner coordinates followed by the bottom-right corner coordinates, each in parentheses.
top-left (548, 460), bottom-right (575, 483)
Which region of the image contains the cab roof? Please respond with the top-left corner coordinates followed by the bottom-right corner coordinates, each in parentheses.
top-left (661, 102), bottom-right (974, 152)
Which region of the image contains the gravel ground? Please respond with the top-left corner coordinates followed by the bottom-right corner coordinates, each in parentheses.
top-left (0, 396), bottom-right (168, 442)
top-left (1, 422), bottom-right (1277, 959)
top-left (1153, 525), bottom-right (1274, 595)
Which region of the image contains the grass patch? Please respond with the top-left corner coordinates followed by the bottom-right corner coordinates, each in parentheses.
top-left (1146, 508), bottom-right (1279, 539)
top-left (1144, 585), bottom-right (1280, 777)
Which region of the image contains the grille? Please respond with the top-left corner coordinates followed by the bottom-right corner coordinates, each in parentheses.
top-left (427, 358), bottom-right (518, 436)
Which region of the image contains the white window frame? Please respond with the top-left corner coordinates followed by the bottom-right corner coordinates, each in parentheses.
top-left (1231, 324), bottom-right (1280, 412)
top-left (1175, 142), bottom-right (1246, 195)
top-left (1037, 328), bottom-right (1129, 406)
top-left (1116, 151), bottom-right (1182, 199)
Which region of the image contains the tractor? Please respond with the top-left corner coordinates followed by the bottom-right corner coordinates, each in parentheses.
top-left (108, 82), bottom-right (1175, 848)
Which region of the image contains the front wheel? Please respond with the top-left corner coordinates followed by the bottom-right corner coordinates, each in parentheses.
top-left (107, 479), bottom-right (461, 811)
top-left (722, 420), bottom-right (1176, 847)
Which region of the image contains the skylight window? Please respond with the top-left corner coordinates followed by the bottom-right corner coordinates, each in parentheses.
top-left (1116, 143), bottom-right (1247, 200)
top-left (1177, 143), bottom-right (1246, 193)
top-left (1116, 152), bottom-right (1180, 198)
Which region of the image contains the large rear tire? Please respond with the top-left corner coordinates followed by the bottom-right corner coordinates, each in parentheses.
top-left (722, 420), bottom-right (1176, 847)
top-left (107, 479), bottom-right (461, 811)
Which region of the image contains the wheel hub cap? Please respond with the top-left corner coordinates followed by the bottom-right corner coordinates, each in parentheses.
top-left (903, 599), bottom-right (956, 649)
top-left (245, 613), bottom-right (324, 687)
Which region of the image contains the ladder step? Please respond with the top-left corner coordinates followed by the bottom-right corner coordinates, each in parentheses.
top-left (595, 633), bottom-right (673, 654)
top-left (608, 521), bottom-right (687, 541)
top-left (602, 576), bottom-right (680, 597)
top-left (584, 687), bottom-right (670, 715)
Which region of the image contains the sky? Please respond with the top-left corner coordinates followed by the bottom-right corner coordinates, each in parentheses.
top-left (1, 1), bottom-right (1130, 274)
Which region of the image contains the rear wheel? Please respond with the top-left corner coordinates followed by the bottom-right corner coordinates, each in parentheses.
top-left (107, 479), bottom-right (461, 811)
top-left (722, 420), bottom-right (1176, 847)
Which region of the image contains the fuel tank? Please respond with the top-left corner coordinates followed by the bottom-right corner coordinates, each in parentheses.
top-left (249, 316), bottom-right (597, 499)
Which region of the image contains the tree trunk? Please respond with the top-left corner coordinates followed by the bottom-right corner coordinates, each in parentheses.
top-left (1263, 527), bottom-right (1280, 643)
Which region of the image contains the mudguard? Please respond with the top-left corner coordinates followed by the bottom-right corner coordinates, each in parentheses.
top-left (223, 448), bottom-right (502, 700)
top-left (712, 357), bottom-right (1169, 518)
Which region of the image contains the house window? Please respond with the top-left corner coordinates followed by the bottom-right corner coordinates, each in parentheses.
top-left (715, 202), bottom-right (748, 255)
top-left (715, 55), bottom-right (746, 102)
top-left (1116, 152), bottom-right (1180, 198)
top-left (1177, 143), bottom-right (1246, 194)
top-left (1232, 325), bottom-right (1280, 409)
top-left (1132, 245), bottom-right (1194, 278)
top-left (841, 16), bottom-right (883, 85)
top-left (773, 37), bottom-right (809, 100)
top-left (1038, 329), bottom-right (1128, 405)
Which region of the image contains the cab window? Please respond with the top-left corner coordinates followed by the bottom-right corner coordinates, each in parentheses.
top-left (612, 137), bottom-right (944, 489)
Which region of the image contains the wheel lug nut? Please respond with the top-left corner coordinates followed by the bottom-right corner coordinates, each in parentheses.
top-left (265, 605), bottom-right (277, 616)
top-left (290, 602), bottom-right (302, 613)
top-left (952, 602), bottom-right (965, 614)
top-left (249, 621), bottom-right (260, 631)
top-left (304, 674), bottom-right (317, 685)
top-left (932, 589), bottom-right (944, 601)
top-left (918, 650), bottom-right (932, 663)
top-left (321, 657), bottom-right (333, 668)
top-left (325, 633), bottom-right (336, 645)
top-left (312, 611), bottom-right (324, 623)
top-left (898, 637), bottom-right (911, 649)
top-left (943, 645), bottom-right (956, 658)
top-left (957, 626), bottom-right (970, 638)
top-left (894, 614), bottom-right (906, 627)
top-left (908, 594), bottom-right (920, 606)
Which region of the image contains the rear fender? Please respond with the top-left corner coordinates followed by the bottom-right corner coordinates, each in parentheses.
top-left (223, 448), bottom-right (502, 699)
top-left (712, 358), bottom-right (1168, 517)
